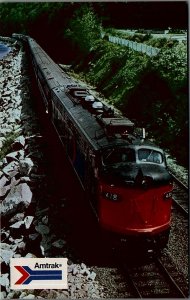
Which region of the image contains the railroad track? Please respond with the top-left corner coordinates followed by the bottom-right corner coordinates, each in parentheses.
top-left (117, 252), bottom-right (188, 298)
top-left (170, 171), bottom-right (188, 215)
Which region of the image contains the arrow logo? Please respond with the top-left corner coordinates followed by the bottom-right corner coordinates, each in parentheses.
top-left (14, 266), bottom-right (62, 285)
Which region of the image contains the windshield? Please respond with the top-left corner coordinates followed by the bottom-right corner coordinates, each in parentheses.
top-left (138, 149), bottom-right (163, 164)
top-left (102, 148), bottom-right (136, 166)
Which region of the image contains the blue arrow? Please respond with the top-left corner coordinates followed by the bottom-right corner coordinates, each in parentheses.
top-left (23, 266), bottom-right (62, 276)
top-left (24, 275), bottom-right (62, 284)
top-left (21, 266), bottom-right (62, 284)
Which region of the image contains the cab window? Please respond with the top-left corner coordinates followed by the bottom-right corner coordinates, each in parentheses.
top-left (102, 148), bottom-right (136, 166)
top-left (138, 149), bottom-right (163, 164)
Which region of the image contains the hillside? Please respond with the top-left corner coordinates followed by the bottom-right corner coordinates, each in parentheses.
top-left (0, 2), bottom-right (188, 166)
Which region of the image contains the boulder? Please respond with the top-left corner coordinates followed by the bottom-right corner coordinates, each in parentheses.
top-left (87, 271), bottom-right (96, 281)
top-left (35, 224), bottom-right (50, 235)
top-left (22, 295), bottom-right (35, 299)
top-left (9, 212), bottom-right (25, 223)
top-left (0, 274), bottom-right (9, 292)
top-left (19, 157), bottom-right (34, 175)
top-left (52, 239), bottom-right (66, 248)
top-left (24, 216), bottom-right (34, 229)
top-left (1, 183), bottom-right (32, 216)
top-left (6, 151), bottom-right (22, 163)
top-left (25, 253), bottom-right (37, 258)
top-left (12, 135), bottom-right (25, 150)
top-left (10, 220), bottom-right (24, 229)
top-left (1, 249), bottom-right (14, 264)
top-left (0, 175), bottom-right (10, 197)
top-left (2, 161), bottom-right (19, 177)
top-left (0, 291), bottom-right (7, 299)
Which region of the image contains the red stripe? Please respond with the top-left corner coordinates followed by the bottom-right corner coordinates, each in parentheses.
top-left (14, 266), bottom-right (30, 284)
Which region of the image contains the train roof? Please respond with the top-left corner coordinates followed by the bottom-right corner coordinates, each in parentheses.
top-left (53, 86), bottom-right (158, 152)
top-left (27, 37), bottom-right (161, 153)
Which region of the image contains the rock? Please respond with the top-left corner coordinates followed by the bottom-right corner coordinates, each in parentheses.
top-left (0, 274), bottom-right (9, 292)
top-left (19, 292), bottom-right (27, 299)
top-left (6, 170), bottom-right (19, 179)
top-left (13, 253), bottom-right (21, 258)
top-left (0, 175), bottom-right (10, 197)
top-left (0, 137), bottom-right (6, 148)
top-left (35, 224), bottom-right (50, 235)
top-left (6, 292), bottom-right (15, 299)
top-left (87, 271), bottom-right (96, 281)
top-left (1, 183), bottom-right (32, 216)
top-left (19, 157), bottom-right (34, 175)
top-left (39, 290), bottom-right (49, 298)
top-left (46, 290), bottom-right (59, 299)
top-left (25, 253), bottom-right (37, 258)
top-left (35, 207), bottom-right (49, 217)
top-left (10, 175), bottom-right (20, 187)
top-left (1, 243), bottom-right (12, 251)
top-left (29, 232), bottom-right (40, 240)
top-left (12, 135), bottom-right (25, 150)
top-left (10, 220), bottom-right (24, 229)
top-left (24, 216), bottom-right (34, 229)
top-left (52, 239), bottom-right (66, 248)
top-left (0, 291), bottom-right (7, 299)
top-left (6, 150), bottom-right (21, 163)
top-left (9, 212), bottom-right (25, 223)
top-left (41, 215), bottom-right (48, 225)
top-left (8, 235), bottom-right (22, 245)
top-left (20, 176), bottom-right (31, 183)
top-left (3, 90), bottom-right (12, 96)
top-left (1, 230), bottom-right (10, 241)
top-left (75, 290), bottom-right (86, 298)
top-left (17, 241), bottom-right (26, 251)
top-left (2, 161), bottom-right (19, 176)
top-left (1, 249), bottom-right (14, 264)
top-left (23, 295), bottom-right (35, 299)
top-left (80, 264), bottom-right (90, 276)
top-left (40, 235), bottom-right (54, 253)
top-left (0, 177), bottom-right (8, 194)
top-left (72, 266), bottom-right (79, 275)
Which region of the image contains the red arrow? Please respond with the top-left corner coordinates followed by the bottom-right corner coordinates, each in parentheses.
top-left (14, 266), bottom-right (30, 284)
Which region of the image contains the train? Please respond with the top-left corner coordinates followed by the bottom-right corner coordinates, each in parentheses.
top-left (12, 33), bottom-right (173, 253)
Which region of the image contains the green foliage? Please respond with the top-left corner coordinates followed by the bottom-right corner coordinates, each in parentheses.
top-left (0, 3), bottom-right (66, 35)
top-left (152, 43), bottom-right (187, 90)
top-left (105, 28), bottom-right (180, 49)
top-left (76, 38), bottom-right (187, 166)
top-left (65, 4), bottom-right (102, 55)
top-left (0, 3), bottom-right (187, 165)
top-left (0, 131), bottom-right (19, 161)
top-left (82, 40), bottom-right (149, 106)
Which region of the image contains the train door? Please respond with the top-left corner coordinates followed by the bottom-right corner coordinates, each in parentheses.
top-left (85, 151), bottom-right (99, 214)
top-left (67, 129), bottom-right (86, 185)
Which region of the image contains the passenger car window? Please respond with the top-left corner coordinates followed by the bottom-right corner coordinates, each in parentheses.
top-left (102, 148), bottom-right (135, 165)
top-left (138, 149), bottom-right (163, 164)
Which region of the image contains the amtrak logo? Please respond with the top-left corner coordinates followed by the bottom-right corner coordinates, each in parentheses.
top-left (10, 258), bottom-right (67, 289)
top-left (14, 266), bottom-right (62, 284)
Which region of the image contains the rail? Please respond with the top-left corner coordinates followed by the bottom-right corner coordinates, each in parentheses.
top-left (169, 171), bottom-right (188, 215)
top-left (119, 256), bottom-right (188, 298)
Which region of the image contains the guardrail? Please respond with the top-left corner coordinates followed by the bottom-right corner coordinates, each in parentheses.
top-left (101, 33), bottom-right (160, 57)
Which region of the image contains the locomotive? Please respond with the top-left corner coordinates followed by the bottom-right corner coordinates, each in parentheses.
top-left (12, 33), bottom-right (173, 253)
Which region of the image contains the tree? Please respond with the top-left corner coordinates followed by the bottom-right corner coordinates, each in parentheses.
top-left (66, 4), bottom-right (102, 55)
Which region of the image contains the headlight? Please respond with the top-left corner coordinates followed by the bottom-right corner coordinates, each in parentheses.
top-left (102, 191), bottom-right (121, 201)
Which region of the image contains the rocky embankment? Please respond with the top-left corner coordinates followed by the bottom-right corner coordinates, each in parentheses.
top-left (0, 43), bottom-right (104, 299)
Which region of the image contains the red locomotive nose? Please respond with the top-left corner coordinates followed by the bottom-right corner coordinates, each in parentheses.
top-left (99, 182), bottom-right (172, 235)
